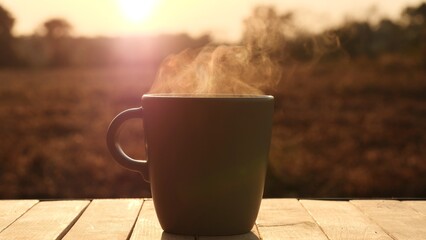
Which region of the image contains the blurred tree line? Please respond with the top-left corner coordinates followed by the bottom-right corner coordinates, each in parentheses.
top-left (0, 2), bottom-right (425, 68)
top-left (0, 4), bottom-right (210, 69)
top-left (333, 3), bottom-right (426, 63)
top-left (241, 2), bottom-right (426, 68)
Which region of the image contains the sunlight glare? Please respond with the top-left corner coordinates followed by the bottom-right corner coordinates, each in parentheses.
top-left (118, 0), bottom-right (158, 22)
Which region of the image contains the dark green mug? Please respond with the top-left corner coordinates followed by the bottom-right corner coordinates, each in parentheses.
top-left (106, 94), bottom-right (274, 236)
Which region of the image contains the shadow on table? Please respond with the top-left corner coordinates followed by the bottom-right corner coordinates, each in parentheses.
top-left (161, 231), bottom-right (260, 239)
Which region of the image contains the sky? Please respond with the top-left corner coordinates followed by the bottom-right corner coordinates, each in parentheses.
top-left (1, 0), bottom-right (424, 42)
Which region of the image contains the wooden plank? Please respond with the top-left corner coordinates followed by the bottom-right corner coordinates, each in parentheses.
top-left (404, 201), bottom-right (426, 216)
top-left (0, 200), bottom-right (89, 240)
top-left (198, 225), bottom-right (261, 240)
top-left (351, 200), bottom-right (426, 240)
top-left (256, 199), bottom-right (328, 240)
top-left (0, 200), bottom-right (38, 233)
top-left (300, 200), bottom-right (393, 240)
top-left (63, 199), bottom-right (142, 240)
top-left (130, 199), bottom-right (194, 240)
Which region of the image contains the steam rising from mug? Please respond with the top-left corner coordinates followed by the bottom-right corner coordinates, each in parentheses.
top-left (149, 44), bottom-right (282, 95)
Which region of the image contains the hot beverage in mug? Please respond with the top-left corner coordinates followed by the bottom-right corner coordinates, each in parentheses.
top-left (107, 94), bottom-right (274, 235)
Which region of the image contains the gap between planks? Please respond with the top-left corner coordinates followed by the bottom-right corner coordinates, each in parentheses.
top-left (300, 199), bottom-right (393, 240)
top-left (0, 200), bottom-right (39, 234)
top-left (256, 199), bottom-right (328, 240)
top-left (0, 200), bottom-right (89, 240)
top-left (350, 200), bottom-right (426, 240)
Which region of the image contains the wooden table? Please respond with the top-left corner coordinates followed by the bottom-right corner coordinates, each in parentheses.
top-left (0, 199), bottom-right (425, 239)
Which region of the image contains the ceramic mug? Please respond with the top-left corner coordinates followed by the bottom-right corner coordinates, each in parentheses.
top-left (106, 94), bottom-right (274, 236)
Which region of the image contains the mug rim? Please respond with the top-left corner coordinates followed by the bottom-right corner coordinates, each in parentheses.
top-left (142, 93), bottom-right (273, 99)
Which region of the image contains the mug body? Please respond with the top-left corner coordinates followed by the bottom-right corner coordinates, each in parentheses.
top-left (141, 94), bottom-right (274, 235)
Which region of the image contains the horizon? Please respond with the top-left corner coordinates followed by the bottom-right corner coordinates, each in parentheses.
top-left (1, 0), bottom-right (424, 42)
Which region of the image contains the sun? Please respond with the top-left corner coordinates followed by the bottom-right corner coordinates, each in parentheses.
top-left (118, 0), bottom-right (158, 22)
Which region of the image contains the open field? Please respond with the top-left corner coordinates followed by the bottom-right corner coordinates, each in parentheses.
top-left (268, 59), bottom-right (426, 197)
top-left (0, 60), bottom-right (425, 198)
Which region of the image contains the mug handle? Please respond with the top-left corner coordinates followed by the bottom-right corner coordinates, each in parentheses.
top-left (106, 107), bottom-right (149, 182)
